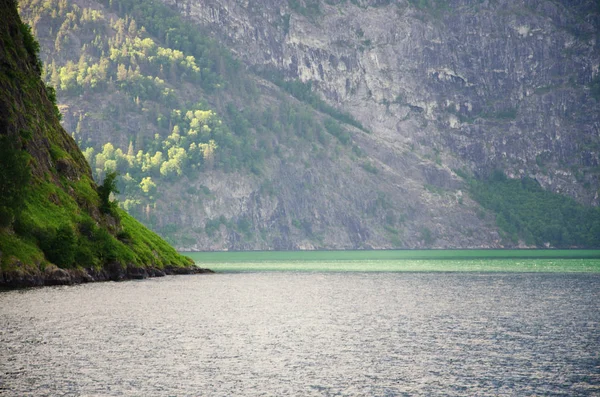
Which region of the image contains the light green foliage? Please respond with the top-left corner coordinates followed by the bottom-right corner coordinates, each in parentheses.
top-left (139, 177), bottom-right (156, 195)
top-left (82, 104), bottom-right (222, 214)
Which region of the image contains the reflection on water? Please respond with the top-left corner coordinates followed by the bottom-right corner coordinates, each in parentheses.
top-left (1, 272), bottom-right (599, 396)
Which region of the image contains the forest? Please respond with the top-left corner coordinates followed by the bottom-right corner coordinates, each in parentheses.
top-left (469, 171), bottom-right (600, 248)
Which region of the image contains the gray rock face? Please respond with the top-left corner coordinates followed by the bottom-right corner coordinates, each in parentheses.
top-left (162, 0), bottom-right (599, 204)
top-left (27, 0), bottom-right (599, 250)
top-left (140, 0), bottom-right (599, 250)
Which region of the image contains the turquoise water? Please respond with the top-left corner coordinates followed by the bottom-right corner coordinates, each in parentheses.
top-left (184, 250), bottom-right (600, 273)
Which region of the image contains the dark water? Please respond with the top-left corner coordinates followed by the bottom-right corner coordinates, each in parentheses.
top-left (1, 272), bottom-right (599, 396)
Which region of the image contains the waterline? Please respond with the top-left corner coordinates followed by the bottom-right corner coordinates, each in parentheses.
top-left (183, 250), bottom-right (600, 273)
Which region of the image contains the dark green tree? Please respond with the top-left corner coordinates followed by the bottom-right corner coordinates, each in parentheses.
top-left (98, 171), bottom-right (120, 214)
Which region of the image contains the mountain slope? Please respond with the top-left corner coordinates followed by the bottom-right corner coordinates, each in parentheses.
top-left (18, 0), bottom-right (600, 249)
top-left (165, 0), bottom-right (600, 202)
top-left (0, 0), bottom-right (206, 287)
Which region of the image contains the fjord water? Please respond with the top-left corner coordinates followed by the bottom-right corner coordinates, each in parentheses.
top-left (185, 249), bottom-right (600, 273)
top-left (1, 252), bottom-right (599, 396)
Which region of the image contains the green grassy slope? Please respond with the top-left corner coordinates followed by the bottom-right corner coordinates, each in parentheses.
top-left (0, 0), bottom-right (198, 287)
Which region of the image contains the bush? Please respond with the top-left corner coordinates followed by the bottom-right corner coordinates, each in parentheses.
top-left (324, 119), bottom-right (351, 145)
top-left (0, 207), bottom-right (14, 228)
top-left (38, 225), bottom-right (76, 268)
top-left (591, 75), bottom-right (600, 101)
top-left (98, 171), bottom-right (120, 214)
top-left (361, 162), bottom-right (378, 174)
top-left (78, 217), bottom-right (97, 238)
top-left (74, 239), bottom-right (96, 267)
top-left (0, 136), bottom-right (30, 225)
top-left (94, 228), bottom-right (119, 263)
top-left (46, 85), bottom-right (62, 121)
top-left (18, 22), bottom-right (42, 74)
top-left (205, 218), bottom-right (221, 237)
top-left (116, 229), bottom-right (132, 243)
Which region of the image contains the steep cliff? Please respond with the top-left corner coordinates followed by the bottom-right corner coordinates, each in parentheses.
top-left (18, 0), bottom-right (600, 250)
top-left (165, 0), bottom-right (600, 202)
top-left (150, 0), bottom-right (600, 247)
top-left (0, 0), bottom-right (205, 287)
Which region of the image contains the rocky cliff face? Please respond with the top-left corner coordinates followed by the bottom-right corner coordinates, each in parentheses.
top-left (20, 0), bottom-right (599, 250)
top-left (164, 0), bottom-right (600, 204)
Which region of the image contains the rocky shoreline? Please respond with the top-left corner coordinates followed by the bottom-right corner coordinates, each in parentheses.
top-left (0, 263), bottom-right (214, 289)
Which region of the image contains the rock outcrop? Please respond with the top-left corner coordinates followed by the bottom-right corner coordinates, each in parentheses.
top-left (164, 0), bottom-right (599, 204)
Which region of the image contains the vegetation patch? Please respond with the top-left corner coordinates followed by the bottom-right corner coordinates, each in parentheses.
top-left (289, 0), bottom-right (322, 19)
top-left (408, 0), bottom-right (450, 17)
top-left (0, 1), bottom-right (194, 281)
top-left (469, 171), bottom-right (600, 247)
top-left (269, 76), bottom-right (368, 132)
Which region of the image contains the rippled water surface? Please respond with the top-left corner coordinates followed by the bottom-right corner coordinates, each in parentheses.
top-left (1, 271), bottom-right (599, 396)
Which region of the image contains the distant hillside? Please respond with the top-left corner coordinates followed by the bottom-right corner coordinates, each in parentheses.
top-left (0, 0), bottom-right (207, 287)
top-left (18, 0), bottom-right (600, 249)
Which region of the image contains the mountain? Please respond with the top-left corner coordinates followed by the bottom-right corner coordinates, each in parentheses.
top-left (0, 0), bottom-right (208, 287)
top-left (17, 0), bottom-right (600, 250)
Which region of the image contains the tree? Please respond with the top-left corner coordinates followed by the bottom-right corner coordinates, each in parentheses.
top-left (139, 176), bottom-right (156, 195)
top-left (128, 19), bottom-right (137, 36)
top-left (117, 63), bottom-right (127, 81)
top-left (98, 171), bottom-right (120, 214)
top-left (200, 139), bottom-right (217, 169)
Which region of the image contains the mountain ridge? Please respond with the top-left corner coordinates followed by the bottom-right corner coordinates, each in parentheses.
top-left (17, 0), bottom-right (600, 250)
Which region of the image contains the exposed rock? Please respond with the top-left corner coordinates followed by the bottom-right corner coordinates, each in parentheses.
top-left (126, 265), bottom-right (149, 280)
top-left (164, 265), bottom-right (215, 275)
top-left (162, 0), bottom-right (599, 201)
top-left (147, 0), bottom-right (596, 250)
top-left (44, 265), bottom-right (72, 286)
top-left (0, 263), bottom-right (212, 289)
top-left (21, 0), bottom-right (599, 250)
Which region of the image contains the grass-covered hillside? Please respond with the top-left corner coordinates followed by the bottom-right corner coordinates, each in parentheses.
top-left (0, 0), bottom-right (203, 287)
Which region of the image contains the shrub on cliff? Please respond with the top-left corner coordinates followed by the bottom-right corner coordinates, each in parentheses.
top-left (98, 171), bottom-right (120, 214)
top-left (38, 225), bottom-right (76, 268)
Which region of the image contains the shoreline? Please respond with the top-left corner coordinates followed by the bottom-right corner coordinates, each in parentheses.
top-left (0, 263), bottom-right (213, 289)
